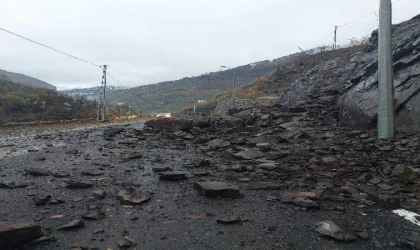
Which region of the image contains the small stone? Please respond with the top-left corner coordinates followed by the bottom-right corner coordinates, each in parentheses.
top-left (293, 198), bottom-right (319, 208)
top-left (158, 171), bottom-right (188, 181)
top-left (357, 232), bottom-right (369, 240)
top-left (52, 172), bottom-right (70, 178)
top-left (24, 168), bottom-right (52, 176)
top-left (391, 165), bottom-right (417, 181)
top-left (82, 210), bottom-right (105, 220)
top-left (33, 195), bottom-right (51, 206)
top-left (257, 162), bottom-right (279, 171)
top-left (117, 187), bottom-right (151, 205)
top-left (321, 157), bottom-right (341, 169)
top-left (0, 181), bottom-right (34, 189)
top-left (81, 171), bottom-right (103, 176)
top-left (377, 183), bottom-right (393, 191)
top-left (194, 182), bottom-right (240, 198)
top-left (246, 182), bottom-right (281, 190)
top-left (30, 236), bottom-right (56, 245)
top-left (93, 229), bottom-right (105, 234)
top-left (207, 139), bottom-right (230, 148)
top-left (65, 149), bottom-right (78, 155)
top-left (65, 180), bottom-right (93, 189)
top-left (35, 156), bottom-right (46, 161)
top-left (57, 219), bottom-right (85, 230)
top-left (216, 216), bottom-right (242, 225)
top-left (288, 106), bottom-right (307, 113)
top-left (92, 190), bottom-right (106, 199)
top-left (315, 218), bottom-right (357, 241)
top-left (120, 152), bottom-right (142, 160)
top-left (196, 159), bottom-right (211, 168)
top-left (369, 177), bottom-right (382, 185)
top-left (73, 197), bottom-right (84, 202)
top-left (0, 221), bottom-right (43, 249)
top-left (234, 150), bottom-right (265, 160)
top-left (118, 237), bottom-right (136, 248)
top-left (70, 245), bottom-right (88, 250)
top-left (152, 167), bottom-right (172, 173)
top-left (103, 127), bottom-right (125, 137)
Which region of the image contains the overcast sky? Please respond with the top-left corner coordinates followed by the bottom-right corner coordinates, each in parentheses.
top-left (0, 0), bottom-right (419, 90)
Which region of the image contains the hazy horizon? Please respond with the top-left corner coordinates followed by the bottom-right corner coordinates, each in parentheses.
top-left (0, 0), bottom-right (419, 91)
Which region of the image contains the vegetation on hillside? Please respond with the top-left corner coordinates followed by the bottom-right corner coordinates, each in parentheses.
top-left (0, 77), bottom-right (97, 124)
top-left (0, 69), bottom-right (56, 90)
top-left (246, 43), bottom-right (369, 96)
top-left (106, 59), bottom-right (282, 114)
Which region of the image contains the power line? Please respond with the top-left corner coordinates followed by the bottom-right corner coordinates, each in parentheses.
top-left (0, 26), bottom-right (101, 68)
top-left (310, 0), bottom-right (405, 50)
top-left (311, 31), bottom-right (335, 48)
top-left (106, 72), bottom-right (126, 88)
top-left (339, 0), bottom-right (404, 28)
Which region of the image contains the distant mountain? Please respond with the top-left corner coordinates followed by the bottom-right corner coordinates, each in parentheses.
top-left (106, 58), bottom-right (296, 114)
top-left (0, 69), bottom-right (56, 90)
top-left (60, 86), bottom-right (128, 100)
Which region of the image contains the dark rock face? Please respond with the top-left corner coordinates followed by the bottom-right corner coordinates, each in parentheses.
top-left (0, 221), bottom-right (43, 248)
top-left (277, 17), bottom-right (420, 132)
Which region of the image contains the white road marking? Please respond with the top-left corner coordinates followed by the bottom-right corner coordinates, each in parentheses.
top-left (393, 209), bottom-right (420, 227)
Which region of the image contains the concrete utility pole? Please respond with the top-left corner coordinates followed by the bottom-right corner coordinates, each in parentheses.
top-left (97, 65), bottom-right (108, 121)
top-left (378, 0), bottom-right (395, 138)
top-left (334, 26), bottom-right (338, 50)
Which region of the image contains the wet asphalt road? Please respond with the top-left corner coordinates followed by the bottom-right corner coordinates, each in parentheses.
top-left (0, 121), bottom-right (418, 250)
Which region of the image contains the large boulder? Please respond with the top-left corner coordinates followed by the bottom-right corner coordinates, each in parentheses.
top-left (338, 18), bottom-right (420, 131)
top-left (0, 221), bottom-right (43, 248)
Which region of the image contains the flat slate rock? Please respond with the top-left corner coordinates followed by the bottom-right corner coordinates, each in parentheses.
top-left (82, 210), bottom-right (105, 220)
top-left (117, 187), bottom-right (151, 205)
top-left (207, 139), bottom-right (231, 148)
top-left (65, 180), bottom-right (93, 189)
top-left (81, 171), bottom-right (103, 176)
top-left (158, 171), bottom-right (188, 181)
top-left (152, 167), bottom-right (172, 173)
top-left (216, 216), bottom-right (242, 225)
top-left (292, 197), bottom-right (319, 208)
top-left (0, 181), bottom-right (34, 189)
top-left (103, 127), bottom-right (125, 137)
top-left (120, 152), bottom-right (142, 160)
top-left (92, 190), bottom-right (106, 199)
top-left (234, 150), bottom-right (265, 160)
top-left (57, 219), bottom-right (85, 230)
top-left (24, 168), bottom-right (52, 176)
top-left (0, 221), bottom-right (43, 249)
top-left (246, 182), bottom-right (281, 190)
top-left (194, 182), bottom-right (240, 198)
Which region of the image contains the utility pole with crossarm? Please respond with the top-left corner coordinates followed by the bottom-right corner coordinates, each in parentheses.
top-left (97, 65), bottom-right (108, 121)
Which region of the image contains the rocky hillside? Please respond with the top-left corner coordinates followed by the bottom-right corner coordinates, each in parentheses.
top-left (0, 69), bottom-right (56, 90)
top-left (60, 86), bottom-right (128, 100)
top-left (263, 14), bottom-right (420, 132)
top-left (106, 58), bottom-right (300, 114)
